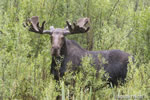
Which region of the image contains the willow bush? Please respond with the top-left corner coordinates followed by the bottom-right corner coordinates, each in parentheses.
top-left (0, 0), bottom-right (150, 99)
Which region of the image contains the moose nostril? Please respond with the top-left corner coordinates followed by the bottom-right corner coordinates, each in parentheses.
top-left (52, 46), bottom-right (59, 50)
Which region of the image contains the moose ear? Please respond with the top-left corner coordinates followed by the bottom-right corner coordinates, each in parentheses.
top-left (42, 26), bottom-right (55, 35)
top-left (50, 26), bottom-right (55, 32)
top-left (63, 17), bottom-right (90, 35)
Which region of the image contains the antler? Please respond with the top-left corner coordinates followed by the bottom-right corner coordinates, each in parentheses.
top-left (24, 16), bottom-right (52, 34)
top-left (65, 18), bottom-right (90, 34)
top-left (24, 16), bottom-right (90, 35)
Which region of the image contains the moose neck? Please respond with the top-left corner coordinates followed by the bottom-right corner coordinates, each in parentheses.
top-left (60, 38), bottom-right (86, 57)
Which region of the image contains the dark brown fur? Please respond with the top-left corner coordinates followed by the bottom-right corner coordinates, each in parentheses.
top-left (25, 16), bottom-right (131, 86)
top-left (51, 38), bottom-right (130, 85)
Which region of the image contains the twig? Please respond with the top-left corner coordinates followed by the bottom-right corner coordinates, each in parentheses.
top-left (50, 0), bottom-right (58, 17)
top-left (107, 0), bottom-right (120, 23)
top-left (107, 28), bottom-right (134, 49)
top-left (134, 0), bottom-right (139, 12)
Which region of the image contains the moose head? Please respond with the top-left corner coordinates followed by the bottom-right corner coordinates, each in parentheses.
top-left (25, 16), bottom-right (90, 57)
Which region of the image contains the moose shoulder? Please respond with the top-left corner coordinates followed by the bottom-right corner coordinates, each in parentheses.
top-left (25, 16), bottom-right (131, 86)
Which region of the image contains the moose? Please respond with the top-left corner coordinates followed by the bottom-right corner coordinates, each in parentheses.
top-left (25, 16), bottom-right (131, 86)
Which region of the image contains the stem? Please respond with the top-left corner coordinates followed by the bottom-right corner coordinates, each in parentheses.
top-left (107, 0), bottom-right (120, 23)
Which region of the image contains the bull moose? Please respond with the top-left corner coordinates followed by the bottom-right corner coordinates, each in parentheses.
top-left (25, 16), bottom-right (131, 86)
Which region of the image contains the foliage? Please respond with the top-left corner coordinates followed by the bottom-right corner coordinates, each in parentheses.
top-left (0, 0), bottom-right (150, 99)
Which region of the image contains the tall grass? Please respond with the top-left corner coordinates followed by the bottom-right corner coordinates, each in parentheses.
top-left (0, 0), bottom-right (150, 99)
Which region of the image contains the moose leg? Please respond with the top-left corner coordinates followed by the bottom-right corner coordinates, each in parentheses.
top-left (50, 57), bottom-right (59, 80)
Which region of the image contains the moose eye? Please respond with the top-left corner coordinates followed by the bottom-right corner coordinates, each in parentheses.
top-left (51, 36), bottom-right (53, 40)
top-left (51, 36), bottom-right (54, 42)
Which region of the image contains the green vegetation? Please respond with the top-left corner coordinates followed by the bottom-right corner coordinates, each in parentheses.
top-left (0, 0), bottom-right (150, 99)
